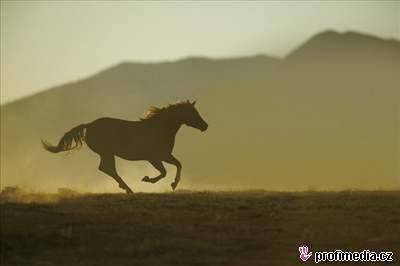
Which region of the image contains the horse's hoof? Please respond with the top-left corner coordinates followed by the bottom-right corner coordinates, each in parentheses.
top-left (123, 186), bottom-right (133, 194)
top-left (118, 183), bottom-right (133, 193)
top-left (142, 176), bottom-right (150, 182)
top-left (171, 182), bottom-right (177, 190)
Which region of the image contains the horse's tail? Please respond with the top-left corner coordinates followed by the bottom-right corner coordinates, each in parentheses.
top-left (41, 124), bottom-right (87, 153)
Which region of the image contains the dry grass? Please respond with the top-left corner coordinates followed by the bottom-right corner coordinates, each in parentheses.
top-left (1, 190), bottom-right (399, 265)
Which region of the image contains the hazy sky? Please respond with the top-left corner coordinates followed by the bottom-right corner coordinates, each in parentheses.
top-left (1, 1), bottom-right (399, 104)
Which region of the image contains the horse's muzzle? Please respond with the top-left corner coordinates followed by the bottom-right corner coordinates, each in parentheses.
top-left (200, 123), bottom-right (208, 132)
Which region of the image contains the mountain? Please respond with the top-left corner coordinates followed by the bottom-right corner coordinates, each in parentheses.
top-left (288, 30), bottom-right (400, 60)
top-left (1, 31), bottom-right (399, 192)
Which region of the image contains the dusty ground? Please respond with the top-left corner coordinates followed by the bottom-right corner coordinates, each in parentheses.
top-left (1, 190), bottom-right (399, 266)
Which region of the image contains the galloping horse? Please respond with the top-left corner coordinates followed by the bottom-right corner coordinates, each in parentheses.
top-left (42, 100), bottom-right (208, 193)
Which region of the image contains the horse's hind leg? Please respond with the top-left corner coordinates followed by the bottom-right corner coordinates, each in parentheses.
top-left (163, 155), bottom-right (182, 190)
top-left (142, 160), bottom-right (166, 184)
top-left (98, 155), bottom-right (133, 194)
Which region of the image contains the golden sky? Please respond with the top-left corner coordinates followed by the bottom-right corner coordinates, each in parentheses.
top-left (1, 1), bottom-right (399, 104)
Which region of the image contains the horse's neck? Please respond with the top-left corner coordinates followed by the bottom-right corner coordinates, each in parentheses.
top-left (165, 120), bottom-right (183, 136)
top-left (151, 118), bottom-right (183, 136)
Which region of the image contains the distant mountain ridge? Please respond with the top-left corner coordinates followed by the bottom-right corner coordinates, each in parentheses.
top-left (1, 31), bottom-right (399, 192)
top-left (288, 30), bottom-right (400, 59)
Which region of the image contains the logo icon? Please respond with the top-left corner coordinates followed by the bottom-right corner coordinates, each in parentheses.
top-left (299, 246), bottom-right (312, 262)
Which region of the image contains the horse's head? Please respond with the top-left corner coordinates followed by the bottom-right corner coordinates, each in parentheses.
top-left (181, 100), bottom-right (208, 132)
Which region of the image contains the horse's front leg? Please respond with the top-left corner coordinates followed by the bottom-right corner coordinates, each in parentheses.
top-left (98, 155), bottom-right (133, 194)
top-left (163, 155), bottom-right (182, 190)
top-left (142, 160), bottom-right (166, 183)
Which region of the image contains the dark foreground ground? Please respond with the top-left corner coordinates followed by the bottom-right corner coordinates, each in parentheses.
top-left (1, 190), bottom-right (399, 266)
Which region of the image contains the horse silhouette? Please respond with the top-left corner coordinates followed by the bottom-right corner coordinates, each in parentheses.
top-left (41, 100), bottom-right (208, 193)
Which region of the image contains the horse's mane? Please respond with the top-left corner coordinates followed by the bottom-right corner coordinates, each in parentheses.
top-left (141, 100), bottom-right (192, 121)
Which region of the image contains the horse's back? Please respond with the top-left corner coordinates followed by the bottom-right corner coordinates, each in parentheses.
top-left (85, 118), bottom-right (141, 153)
top-left (90, 117), bottom-right (137, 127)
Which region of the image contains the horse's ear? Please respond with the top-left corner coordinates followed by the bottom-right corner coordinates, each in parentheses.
top-left (191, 100), bottom-right (196, 106)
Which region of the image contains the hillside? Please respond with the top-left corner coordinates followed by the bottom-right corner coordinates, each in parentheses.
top-left (1, 31), bottom-right (399, 192)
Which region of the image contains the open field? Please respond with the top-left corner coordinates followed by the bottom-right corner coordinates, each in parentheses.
top-left (1, 190), bottom-right (399, 265)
